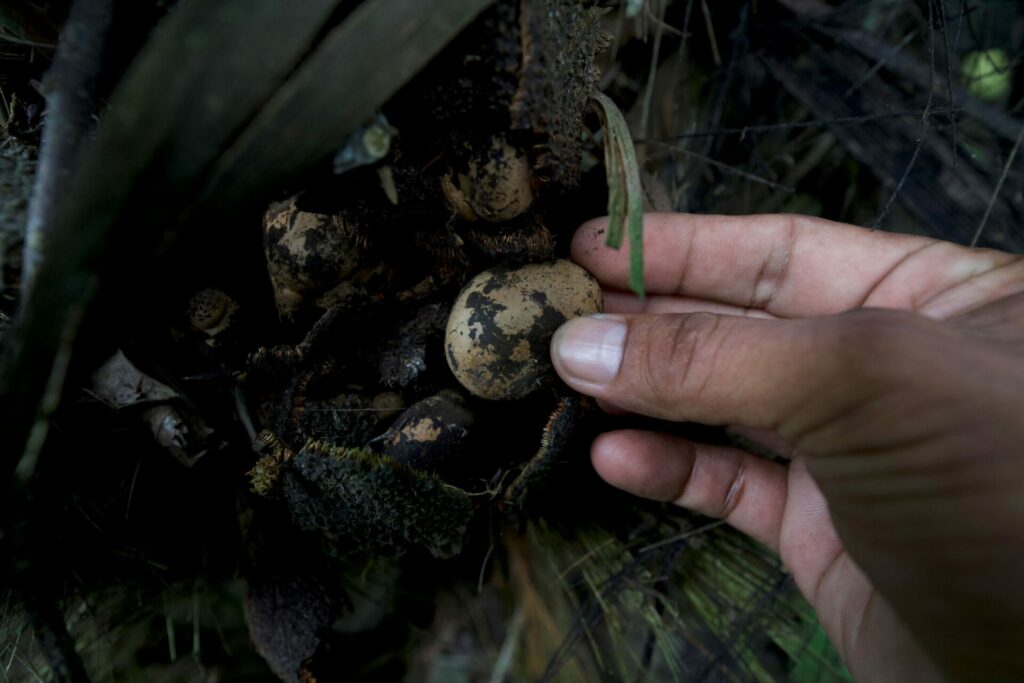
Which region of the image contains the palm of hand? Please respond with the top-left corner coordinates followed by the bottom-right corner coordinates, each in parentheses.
top-left (555, 213), bottom-right (1024, 682)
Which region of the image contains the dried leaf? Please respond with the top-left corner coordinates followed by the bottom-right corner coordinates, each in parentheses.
top-left (89, 350), bottom-right (178, 407)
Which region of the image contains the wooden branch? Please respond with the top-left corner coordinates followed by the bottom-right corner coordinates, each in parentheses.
top-left (0, 3), bottom-right (60, 47)
top-left (201, 0), bottom-right (494, 210)
top-left (19, 587), bottom-right (92, 683)
top-left (0, 0), bottom-right (495, 495)
top-left (0, 0), bottom-right (345, 485)
top-left (23, 0), bottom-right (113, 293)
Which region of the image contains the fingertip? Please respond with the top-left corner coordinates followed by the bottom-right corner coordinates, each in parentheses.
top-left (571, 217), bottom-right (610, 267)
top-left (595, 398), bottom-right (632, 415)
top-left (591, 431), bottom-right (789, 551)
top-left (549, 314), bottom-right (627, 390)
top-left (605, 291), bottom-right (778, 318)
top-left (602, 290), bottom-right (645, 314)
top-left (589, 431), bottom-right (641, 494)
top-left (591, 430), bottom-right (695, 502)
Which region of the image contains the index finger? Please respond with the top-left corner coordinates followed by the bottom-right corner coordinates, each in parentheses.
top-left (573, 213), bottom-right (1016, 318)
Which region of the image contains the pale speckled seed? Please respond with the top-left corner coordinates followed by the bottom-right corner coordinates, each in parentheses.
top-left (263, 197), bottom-right (363, 318)
top-left (445, 260), bottom-right (602, 400)
top-left (442, 136), bottom-right (535, 223)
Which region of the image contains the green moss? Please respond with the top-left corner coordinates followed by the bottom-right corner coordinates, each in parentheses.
top-left (244, 573), bottom-right (333, 682)
top-left (281, 441), bottom-right (474, 558)
top-left (248, 429), bottom-right (295, 496)
top-left (510, 0), bottom-right (606, 187)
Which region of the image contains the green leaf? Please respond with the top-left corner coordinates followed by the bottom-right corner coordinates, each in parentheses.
top-left (589, 91), bottom-right (645, 299)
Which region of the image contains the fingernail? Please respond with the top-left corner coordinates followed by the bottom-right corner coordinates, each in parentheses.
top-left (552, 315), bottom-right (626, 385)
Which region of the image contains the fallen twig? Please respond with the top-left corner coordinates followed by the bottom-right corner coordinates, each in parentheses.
top-left (22, 0), bottom-right (113, 293)
top-left (971, 123), bottom-right (1024, 247)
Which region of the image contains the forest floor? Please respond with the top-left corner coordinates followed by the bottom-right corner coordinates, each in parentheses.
top-left (1, 1), bottom-right (1022, 682)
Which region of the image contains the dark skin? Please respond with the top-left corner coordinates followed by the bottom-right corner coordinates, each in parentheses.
top-left (550, 213), bottom-right (1024, 682)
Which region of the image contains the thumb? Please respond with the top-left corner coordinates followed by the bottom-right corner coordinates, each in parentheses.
top-left (549, 309), bottom-right (924, 440)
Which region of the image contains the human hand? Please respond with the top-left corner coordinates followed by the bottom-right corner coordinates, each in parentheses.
top-left (549, 213), bottom-right (1024, 682)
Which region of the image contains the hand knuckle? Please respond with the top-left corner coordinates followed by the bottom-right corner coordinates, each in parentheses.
top-left (830, 309), bottom-right (922, 375)
top-left (718, 455), bottom-right (747, 520)
top-left (636, 313), bottom-right (721, 400)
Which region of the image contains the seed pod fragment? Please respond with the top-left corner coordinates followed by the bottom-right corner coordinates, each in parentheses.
top-left (369, 390), bottom-right (474, 474)
top-left (187, 288), bottom-right (238, 340)
top-left (442, 135), bottom-right (535, 222)
top-left (263, 197), bottom-right (365, 318)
